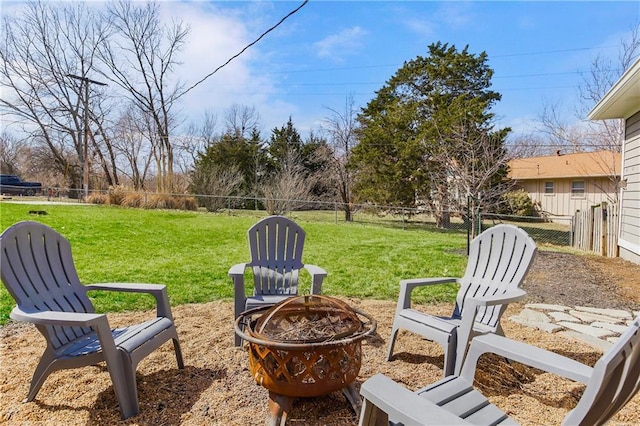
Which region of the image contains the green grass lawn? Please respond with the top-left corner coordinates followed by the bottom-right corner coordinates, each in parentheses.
top-left (0, 203), bottom-right (468, 323)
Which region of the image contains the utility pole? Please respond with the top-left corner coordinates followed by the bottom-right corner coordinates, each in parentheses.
top-left (67, 74), bottom-right (107, 199)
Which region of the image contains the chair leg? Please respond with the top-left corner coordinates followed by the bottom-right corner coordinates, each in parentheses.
top-left (25, 348), bottom-right (56, 402)
top-left (115, 352), bottom-right (140, 419)
top-left (358, 397), bottom-right (389, 426)
top-left (172, 338), bottom-right (185, 369)
top-left (386, 324), bottom-right (400, 361)
top-left (442, 334), bottom-right (457, 377)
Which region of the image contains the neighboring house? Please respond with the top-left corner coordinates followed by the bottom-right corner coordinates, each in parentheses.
top-left (589, 57), bottom-right (640, 265)
top-left (508, 150), bottom-right (621, 217)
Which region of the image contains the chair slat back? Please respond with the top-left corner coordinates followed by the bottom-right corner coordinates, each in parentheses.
top-left (564, 315), bottom-right (640, 425)
top-left (0, 221), bottom-right (94, 349)
top-left (248, 216), bottom-right (305, 296)
top-left (455, 225), bottom-right (537, 327)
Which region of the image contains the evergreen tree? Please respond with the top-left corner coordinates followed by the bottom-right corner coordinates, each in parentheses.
top-left (351, 42), bottom-right (509, 226)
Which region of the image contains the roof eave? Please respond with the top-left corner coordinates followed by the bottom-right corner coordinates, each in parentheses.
top-left (511, 174), bottom-right (619, 180)
top-left (588, 57), bottom-right (640, 120)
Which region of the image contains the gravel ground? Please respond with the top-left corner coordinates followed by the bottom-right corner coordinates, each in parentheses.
top-left (1, 251), bottom-right (639, 425)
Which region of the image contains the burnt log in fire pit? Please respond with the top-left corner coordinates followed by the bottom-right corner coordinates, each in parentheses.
top-left (235, 295), bottom-right (377, 425)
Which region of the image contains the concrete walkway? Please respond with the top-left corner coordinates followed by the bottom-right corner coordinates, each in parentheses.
top-left (510, 304), bottom-right (640, 352)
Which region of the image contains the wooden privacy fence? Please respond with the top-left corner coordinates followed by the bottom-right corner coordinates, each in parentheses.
top-left (573, 202), bottom-right (619, 257)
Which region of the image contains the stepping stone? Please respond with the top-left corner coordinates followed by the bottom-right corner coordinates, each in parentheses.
top-left (548, 311), bottom-right (580, 322)
top-left (560, 331), bottom-right (613, 352)
top-left (573, 306), bottom-right (632, 319)
top-left (568, 310), bottom-right (623, 324)
top-left (607, 336), bottom-right (620, 344)
top-left (525, 303), bottom-right (570, 312)
top-left (591, 322), bottom-right (630, 334)
top-left (558, 322), bottom-right (615, 338)
top-left (509, 316), bottom-right (563, 333)
top-left (516, 308), bottom-right (550, 323)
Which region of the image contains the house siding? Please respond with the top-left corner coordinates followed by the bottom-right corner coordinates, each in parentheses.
top-left (517, 177), bottom-right (617, 217)
top-left (619, 112), bottom-right (640, 263)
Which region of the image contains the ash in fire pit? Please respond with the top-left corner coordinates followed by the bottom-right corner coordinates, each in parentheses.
top-left (254, 296), bottom-right (363, 343)
top-left (235, 295), bottom-right (377, 425)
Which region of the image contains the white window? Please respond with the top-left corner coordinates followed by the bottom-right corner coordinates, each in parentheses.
top-left (571, 181), bottom-right (585, 197)
top-left (544, 181), bottom-right (554, 194)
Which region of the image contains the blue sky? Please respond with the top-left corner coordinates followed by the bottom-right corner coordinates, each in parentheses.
top-left (3, 1), bottom-right (639, 140)
top-left (167, 0), bottom-right (639, 139)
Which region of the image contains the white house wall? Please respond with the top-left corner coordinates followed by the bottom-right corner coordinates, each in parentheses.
top-left (518, 177), bottom-right (617, 217)
top-left (619, 112), bottom-right (640, 264)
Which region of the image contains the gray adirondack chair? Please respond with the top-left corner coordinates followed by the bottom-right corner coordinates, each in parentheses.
top-left (387, 224), bottom-right (537, 376)
top-left (229, 215), bottom-right (327, 346)
top-left (0, 221), bottom-right (184, 419)
top-left (360, 314), bottom-right (640, 426)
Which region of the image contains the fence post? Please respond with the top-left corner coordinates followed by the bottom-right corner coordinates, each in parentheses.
top-left (335, 202), bottom-right (338, 224)
top-left (601, 202), bottom-right (608, 257)
top-left (466, 196), bottom-right (471, 255)
top-left (569, 216), bottom-right (573, 247)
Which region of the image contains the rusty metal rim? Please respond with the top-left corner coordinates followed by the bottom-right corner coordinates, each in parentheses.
top-left (255, 295), bottom-right (362, 342)
top-left (235, 305), bottom-right (377, 350)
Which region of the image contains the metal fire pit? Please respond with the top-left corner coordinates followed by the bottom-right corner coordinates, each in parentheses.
top-left (235, 295), bottom-right (377, 425)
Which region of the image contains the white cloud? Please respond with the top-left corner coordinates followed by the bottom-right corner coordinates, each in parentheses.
top-left (403, 18), bottom-right (436, 37)
top-left (313, 26), bottom-right (367, 62)
top-left (436, 2), bottom-right (473, 30)
top-left (159, 2), bottom-right (290, 133)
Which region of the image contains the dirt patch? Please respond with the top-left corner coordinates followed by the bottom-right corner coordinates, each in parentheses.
top-left (524, 251), bottom-right (640, 310)
top-left (1, 253), bottom-right (640, 425)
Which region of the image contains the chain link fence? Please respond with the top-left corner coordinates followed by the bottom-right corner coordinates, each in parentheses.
top-left (32, 188), bottom-right (577, 249)
top-left (479, 213), bottom-right (574, 247)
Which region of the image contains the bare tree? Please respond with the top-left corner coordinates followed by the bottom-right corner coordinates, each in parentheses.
top-left (530, 25), bottom-right (639, 203)
top-left (191, 163), bottom-right (243, 212)
top-left (578, 24), bottom-right (639, 153)
top-left (98, 0), bottom-right (189, 193)
top-left (110, 104), bottom-right (156, 190)
top-left (0, 132), bottom-right (27, 175)
top-left (536, 102), bottom-right (588, 154)
top-left (505, 133), bottom-right (551, 157)
top-left (224, 104), bottom-right (260, 139)
top-left (323, 95), bottom-right (358, 221)
top-left (174, 110), bottom-right (219, 178)
top-left (533, 24), bottom-right (639, 155)
top-left (260, 151), bottom-right (315, 215)
top-left (429, 120), bottom-right (514, 237)
top-left (0, 1), bottom-right (111, 192)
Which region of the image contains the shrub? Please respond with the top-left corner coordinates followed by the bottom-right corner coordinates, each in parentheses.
top-left (121, 193), bottom-right (143, 208)
top-left (86, 193), bottom-right (108, 205)
top-left (144, 194), bottom-right (176, 210)
top-left (497, 190), bottom-right (540, 217)
top-left (107, 185), bottom-right (130, 206)
top-left (174, 196), bottom-right (198, 211)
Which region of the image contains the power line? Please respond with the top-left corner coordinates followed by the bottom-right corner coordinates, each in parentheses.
top-left (178, 0), bottom-right (309, 100)
top-left (256, 44), bottom-right (625, 76)
top-left (491, 45), bottom-right (621, 58)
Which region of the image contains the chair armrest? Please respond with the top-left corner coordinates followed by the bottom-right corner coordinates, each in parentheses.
top-left (397, 277), bottom-right (459, 312)
top-left (10, 306), bottom-right (105, 327)
top-left (85, 282), bottom-right (164, 294)
top-left (460, 333), bottom-right (593, 384)
top-left (360, 374), bottom-right (471, 425)
top-left (303, 264), bottom-right (327, 295)
top-left (228, 262), bottom-right (248, 277)
top-left (85, 283), bottom-right (174, 319)
top-left (229, 263), bottom-right (248, 320)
